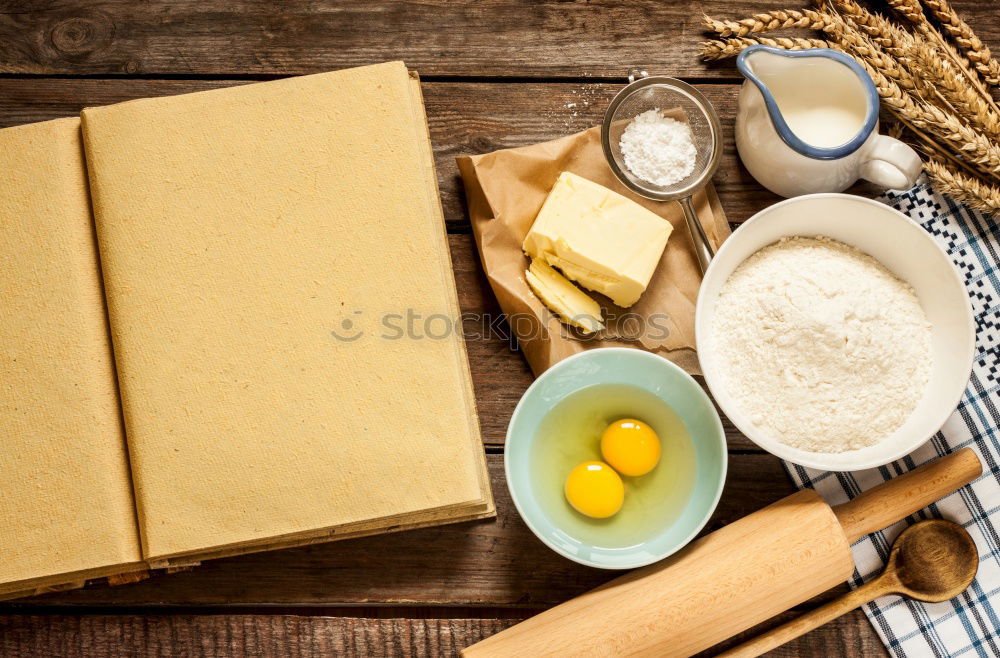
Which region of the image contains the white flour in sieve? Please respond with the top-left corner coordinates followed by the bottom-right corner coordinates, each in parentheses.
top-left (711, 236), bottom-right (933, 453)
top-left (619, 109), bottom-right (696, 186)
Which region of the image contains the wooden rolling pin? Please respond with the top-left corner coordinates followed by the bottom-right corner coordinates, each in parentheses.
top-left (463, 448), bottom-right (981, 657)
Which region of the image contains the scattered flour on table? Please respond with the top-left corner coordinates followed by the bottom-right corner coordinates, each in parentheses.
top-left (711, 236), bottom-right (933, 453)
top-left (619, 109), bottom-right (696, 187)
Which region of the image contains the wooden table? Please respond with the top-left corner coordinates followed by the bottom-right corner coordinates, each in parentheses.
top-left (1, 2), bottom-right (996, 656)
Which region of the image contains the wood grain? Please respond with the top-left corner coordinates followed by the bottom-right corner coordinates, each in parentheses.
top-left (0, 0), bottom-right (994, 79)
top-left (0, 0), bottom-right (827, 78)
top-left (0, 612), bottom-right (884, 657)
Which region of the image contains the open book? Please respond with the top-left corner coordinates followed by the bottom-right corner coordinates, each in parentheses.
top-left (0, 62), bottom-right (493, 601)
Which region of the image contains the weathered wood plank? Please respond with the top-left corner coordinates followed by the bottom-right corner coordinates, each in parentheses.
top-left (0, 0), bottom-right (994, 81)
top-left (0, 0), bottom-right (817, 78)
top-left (6, 453), bottom-right (797, 608)
top-left (0, 611), bottom-right (885, 657)
top-left (0, 615), bottom-right (514, 658)
top-left (0, 78), bottom-right (853, 228)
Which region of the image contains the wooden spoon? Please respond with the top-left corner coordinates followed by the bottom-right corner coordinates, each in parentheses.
top-left (719, 519), bottom-right (979, 658)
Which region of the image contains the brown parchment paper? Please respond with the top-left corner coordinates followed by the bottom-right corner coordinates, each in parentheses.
top-left (457, 125), bottom-right (730, 377)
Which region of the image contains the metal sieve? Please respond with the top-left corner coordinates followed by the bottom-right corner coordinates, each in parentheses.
top-left (601, 70), bottom-right (723, 273)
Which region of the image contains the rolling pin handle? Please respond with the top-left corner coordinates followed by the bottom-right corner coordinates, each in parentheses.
top-left (833, 448), bottom-right (982, 544)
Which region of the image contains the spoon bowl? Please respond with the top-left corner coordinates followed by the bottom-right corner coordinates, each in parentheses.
top-left (890, 519), bottom-right (979, 602)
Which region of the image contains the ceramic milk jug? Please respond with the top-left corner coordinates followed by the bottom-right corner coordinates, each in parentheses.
top-left (735, 45), bottom-right (921, 198)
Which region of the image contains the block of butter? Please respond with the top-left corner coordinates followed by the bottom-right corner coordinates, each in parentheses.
top-left (523, 172), bottom-right (673, 307)
top-left (525, 259), bottom-right (604, 334)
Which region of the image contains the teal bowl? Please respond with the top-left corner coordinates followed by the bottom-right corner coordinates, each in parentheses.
top-left (505, 347), bottom-right (727, 569)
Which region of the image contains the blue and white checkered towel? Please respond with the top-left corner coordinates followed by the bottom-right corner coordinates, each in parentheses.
top-left (784, 179), bottom-right (1000, 657)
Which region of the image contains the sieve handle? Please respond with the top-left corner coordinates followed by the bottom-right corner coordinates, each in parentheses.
top-left (679, 195), bottom-right (714, 274)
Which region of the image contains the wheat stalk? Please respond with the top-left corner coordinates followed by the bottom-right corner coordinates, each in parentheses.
top-left (886, 0), bottom-right (926, 25)
top-left (700, 36), bottom-right (833, 61)
top-left (827, 0), bottom-right (882, 35)
top-left (885, 117), bottom-right (906, 139)
top-left (702, 9), bottom-right (835, 38)
top-left (830, 19), bottom-right (927, 97)
top-left (860, 57), bottom-right (1000, 180)
top-left (899, 113), bottom-right (992, 182)
top-left (927, 33), bottom-right (1000, 127)
top-left (922, 0), bottom-right (1000, 86)
top-left (925, 158), bottom-right (1000, 212)
top-left (886, 0), bottom-right (1000, 114)
top-left (827, 0), bottom-right (915, 58)
top-left (911, 41), bottom-right (1000, 139)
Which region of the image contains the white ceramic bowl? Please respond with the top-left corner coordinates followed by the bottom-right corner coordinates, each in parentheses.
top-left (696, 193), bottom-right (974, 471)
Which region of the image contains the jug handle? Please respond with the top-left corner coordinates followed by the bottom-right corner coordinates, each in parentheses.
top-left (859, 135), bottom-right (923, 190)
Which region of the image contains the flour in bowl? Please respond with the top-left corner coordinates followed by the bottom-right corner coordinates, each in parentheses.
top-left (711, 236), bottom-right (932, 453)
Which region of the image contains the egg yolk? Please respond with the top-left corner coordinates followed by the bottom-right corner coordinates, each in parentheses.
top-left (564, 461), bottom-right (624, 519)
top-left (600, 418), bottom-right (661, 477)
